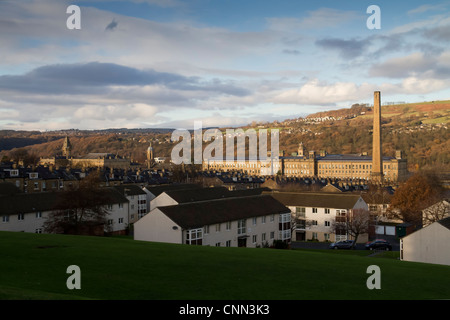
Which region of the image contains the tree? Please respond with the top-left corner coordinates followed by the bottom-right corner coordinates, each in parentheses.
top-left (422, 199), bottom-right (450, 226)
top-left (44, 173), bottom-right (113, 235)
top-left (387, 171), bottom-right (445, 228)
top-left (10, 148), bottom-right (39, 167)
top-left (331, 208), bottom-right (371, 247)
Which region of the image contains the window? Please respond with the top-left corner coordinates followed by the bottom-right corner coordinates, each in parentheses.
top-left (312, 220), bottom-right (318, 225)
top-left (36, 212), bottom-right (42, 219)
top-left (262, 233), bottom-right (266, 241)
top-left (237, 219), bottom-right (246, 235)
top-left (226, 240), bottom-right (231, 247)
top-left (270, 214), bottom-right (275, 222)
top-left (119, 203), bottom-right (123, 209)
top-left (215, 223), bottom-right (221, 232)
top-left (35, 228), bottom-right (42, 234)
top-left (312, 208), bottom-right (318, 213)
top-left (226, 221), bottom-right (231, 230)
top-left (2, 216), bottom-right (9, 223)
top-left (261, 216), bottom-right (266, 224)
top-left (118, 218), bottom-right (124, 224)
top-left (186, 228), bottom-right (203, 245)
top-left (215, 242), bottom-right (221, 247)
top-left (270, 231), bottom-right (275, 239)
top-left (325, 221), bottom-right (330, 227)
top-left (108, 219), bottom-right (113, 225)
top-left (252, 217), bottom-right (257, 226)
top-left (325, 208), bottom-right (330, 214)
top-left (18, 213), bottom-right (24, 221)
top-left (252, 235), bottom-right (257, 244)
top-left (204, 225), bottom-right (210, 234)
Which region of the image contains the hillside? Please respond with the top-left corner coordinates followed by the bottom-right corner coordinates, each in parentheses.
top-left (1, 231), bottom-right (450, 301)
top-left (0, 100), bottom-right (448, 172)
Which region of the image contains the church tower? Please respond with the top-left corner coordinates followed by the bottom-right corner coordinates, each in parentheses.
top-left (298, 142), bottom-right (306, 157)
top-left (371, 91), bottom-right (383, 182)
top-left (147, 142), bottom-right (154, 169)
top-left (62, 136), bottom-right (72, 158)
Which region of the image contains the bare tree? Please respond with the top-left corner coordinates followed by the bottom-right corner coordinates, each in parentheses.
top-left (44, 173), bottom-right (113, 235)
top-left (331, 208), bottom-right (371, 247)
top-left (422, 199), bottom-right (450, 226)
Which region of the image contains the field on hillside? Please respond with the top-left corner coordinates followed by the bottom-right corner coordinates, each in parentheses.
top-left (1, 231), bottom-right (449, 301)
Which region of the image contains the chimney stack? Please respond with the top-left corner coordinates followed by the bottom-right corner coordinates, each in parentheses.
top-left (371, 91), bottom-right (383, 182)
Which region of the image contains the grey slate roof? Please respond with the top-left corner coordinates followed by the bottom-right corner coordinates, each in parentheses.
top-left (264, 191), bottom-right (364, 209)
top-left (145, 184), bottom-right (201, 197)
top-left (0, 187), bottom-right (128, 215)
top-left (113, 184), bottom-right (147, 196)
top-left (157, 194), bottom-right (290, 229)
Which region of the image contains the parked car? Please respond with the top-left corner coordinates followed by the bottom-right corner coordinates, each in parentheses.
top-left (329, 240), bottom-right (356, 250)
top-left (365, 239), bottom-right (392, 251)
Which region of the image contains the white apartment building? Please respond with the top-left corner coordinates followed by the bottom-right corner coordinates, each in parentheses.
top-left (266, 191), bottom-right (369, 242)
top-left (0, 187), bottom-right (129, 235)
top-left (113, 185), bottom-right (148, 223)
top-left (134, 194), bottom-right (291, 248)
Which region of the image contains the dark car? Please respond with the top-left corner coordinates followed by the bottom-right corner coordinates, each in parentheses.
top-left (365, 239), bottom-right (392, 251)
top-left (329, 240), bottom-right (356, 250)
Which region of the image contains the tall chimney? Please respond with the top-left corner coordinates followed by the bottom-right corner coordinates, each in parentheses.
top-left (371, 91), bottom-right (383, 182)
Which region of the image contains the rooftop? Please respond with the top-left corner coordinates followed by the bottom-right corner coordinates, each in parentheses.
top-left (157, 194), bottom-right (290, 229)
top-left (264, 190), bottom-right (365, 209)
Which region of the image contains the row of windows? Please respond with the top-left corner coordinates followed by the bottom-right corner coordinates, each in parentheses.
top-left (2, 212), bottom-right (42, 222)
top-left (107, 218), bottom-right (125, 225)
top-left (203, 215), bottom-right (278, 235)
top-left (309, 220), bottom-right (331, 227)
top-left (319, 163), bottom-right (373, 170)
top-left (213, 232), bottom-right (277, 247)
top-left (295, 207), bottom-right (346, 215)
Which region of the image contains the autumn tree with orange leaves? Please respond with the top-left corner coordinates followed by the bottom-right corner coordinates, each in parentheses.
top-left (387, 171), bottom-right (445, 228)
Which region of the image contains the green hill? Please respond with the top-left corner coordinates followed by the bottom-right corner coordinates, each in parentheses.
top-left (1, 231), bottom-right (449, 300)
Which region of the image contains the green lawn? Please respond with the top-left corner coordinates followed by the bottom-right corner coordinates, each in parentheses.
top-left (1, 231), bottom-right (449, 300)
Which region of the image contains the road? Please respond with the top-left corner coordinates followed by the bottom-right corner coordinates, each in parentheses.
top-left (290, 241), bottom-right (400, 251)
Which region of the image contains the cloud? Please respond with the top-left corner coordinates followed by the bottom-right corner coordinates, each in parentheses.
top-left (73, 103), bottom-right (157, 121)
top-left (282, 49), bottom-right (301, 55)
top-left (315, 37), bottom-right (373, 59)
top-left (407, 4), bottom-right (449, 15)
top-left (369, 52), bottom-right (450, 79)
top-left (0, 62), bottom-right (251, 97)
top-left (271, 79), bottom-right (370, 105)
top-left (267, 8), bottom-right (360, 31)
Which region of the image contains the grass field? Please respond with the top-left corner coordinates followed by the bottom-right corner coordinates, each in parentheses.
top-left (1, 231), bottom-right (449, 300)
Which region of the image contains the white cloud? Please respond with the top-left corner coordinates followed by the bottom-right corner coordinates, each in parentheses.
top-left (267, 8), bottom-right (360, 31)
top-left (271, 79), bottom-right (372, 105)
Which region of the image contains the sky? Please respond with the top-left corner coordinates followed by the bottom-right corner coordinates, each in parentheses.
top-left (0, 0), bottom-right (449, 131)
